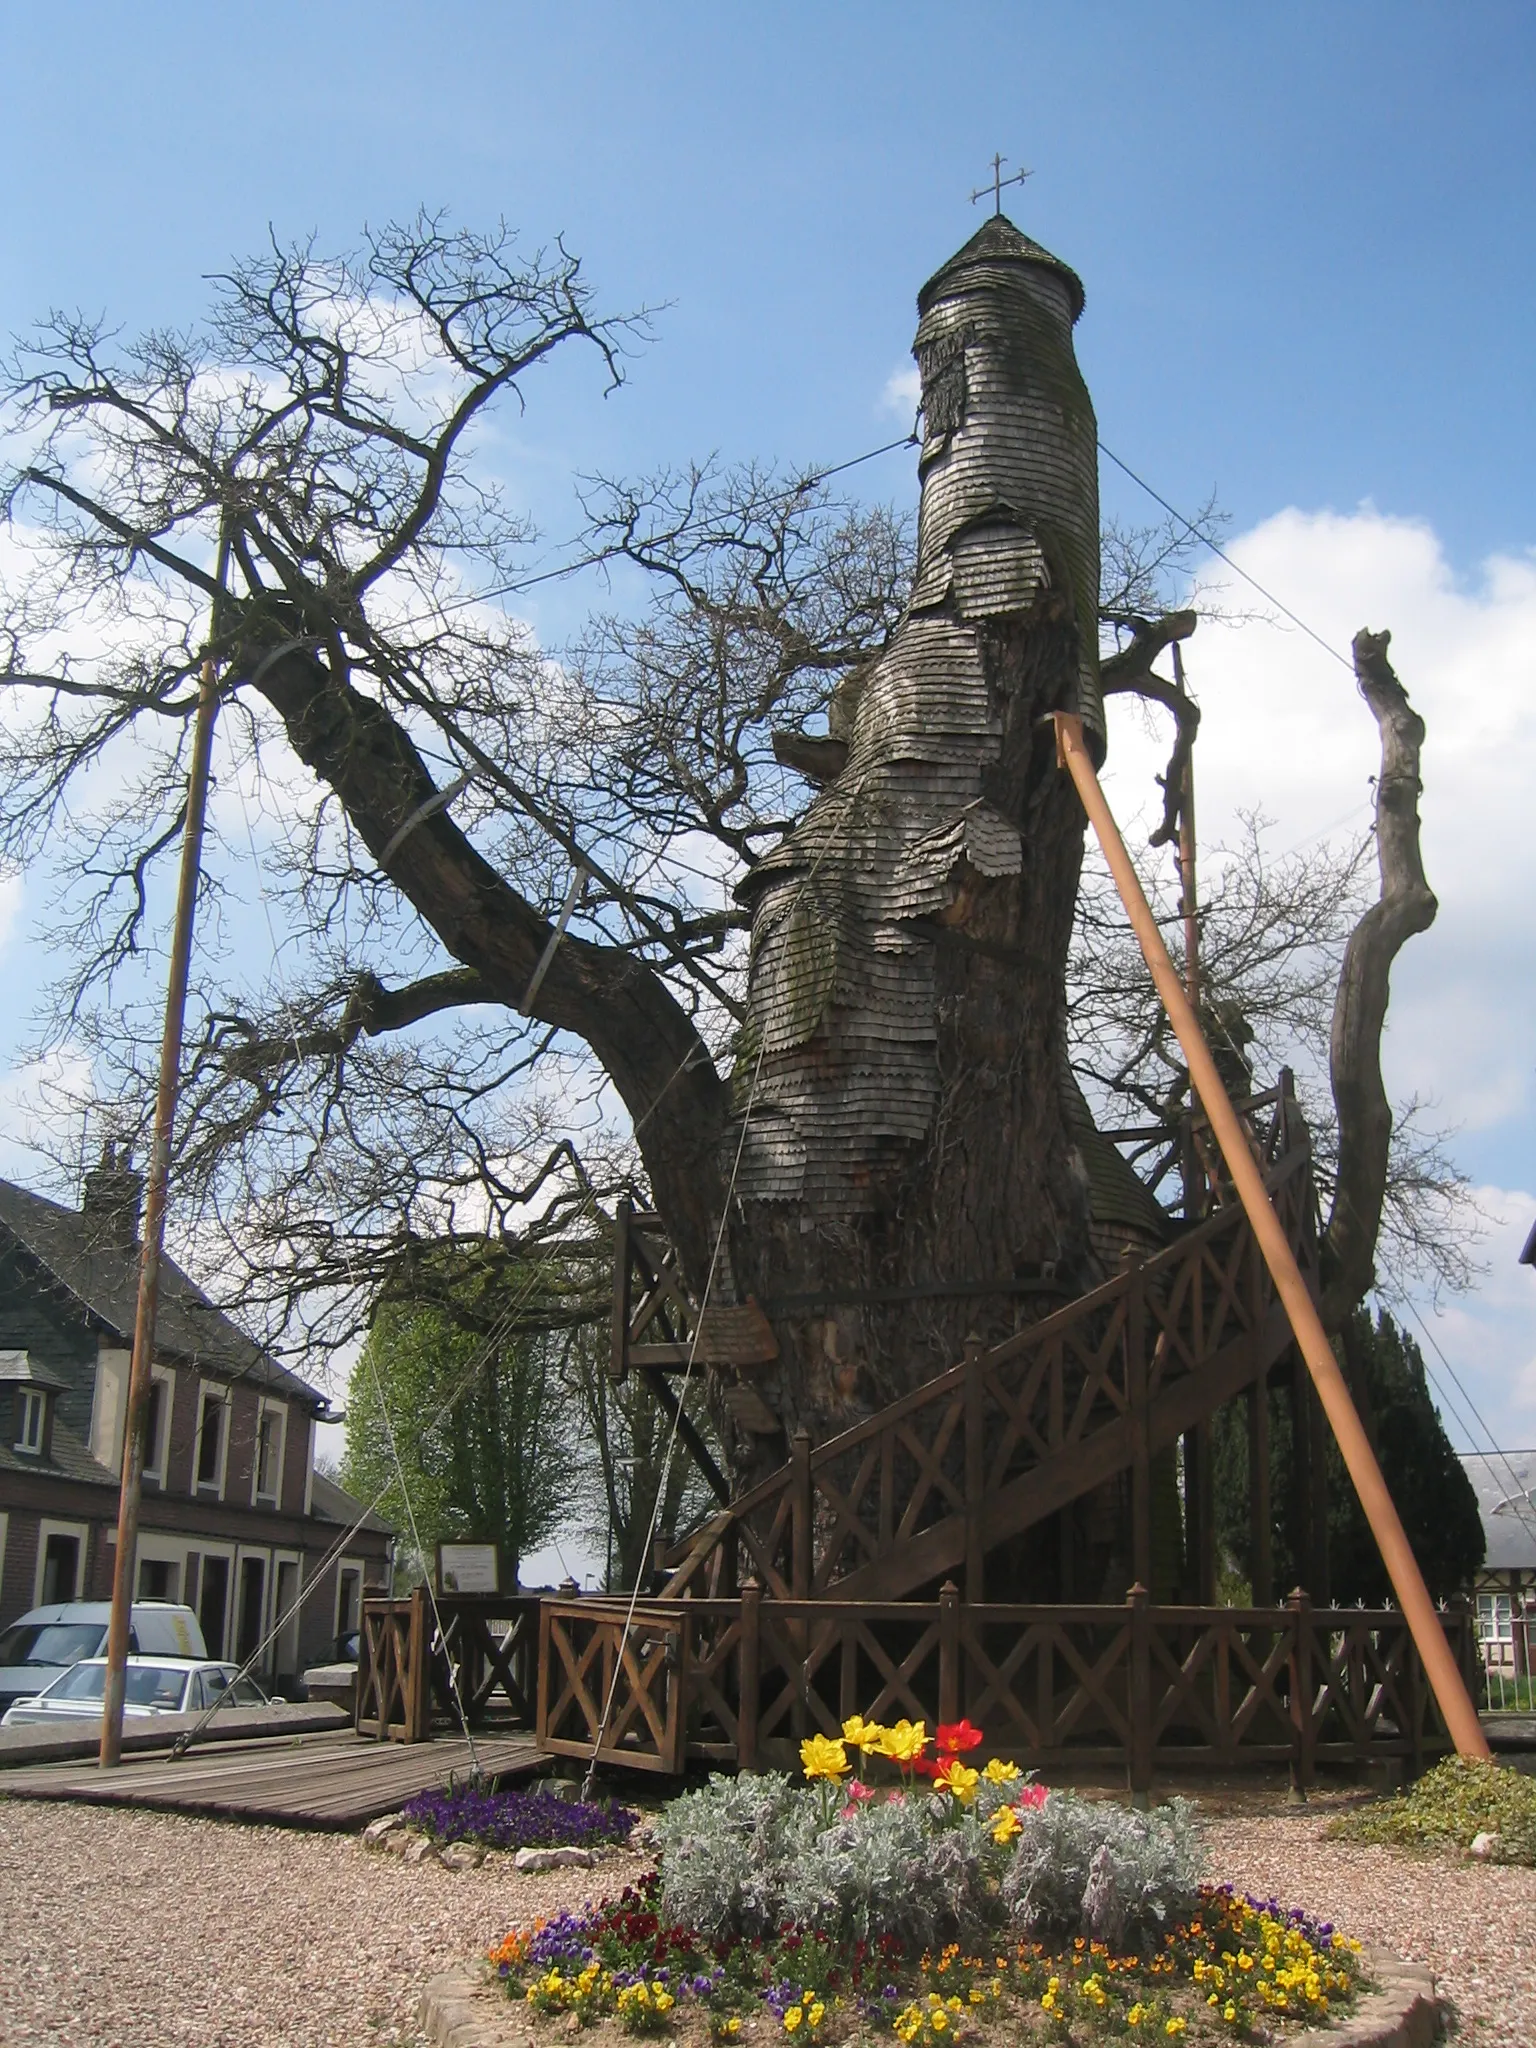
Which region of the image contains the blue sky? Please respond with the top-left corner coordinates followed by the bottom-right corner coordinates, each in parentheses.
top-left (1, 3), bottom-right (1533, 1501)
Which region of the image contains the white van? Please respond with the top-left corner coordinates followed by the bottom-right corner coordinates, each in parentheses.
top-left (0, 1601), bottom-right (206, 1718)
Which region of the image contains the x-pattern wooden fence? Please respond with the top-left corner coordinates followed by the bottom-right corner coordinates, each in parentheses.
top-left (356, 1590), bottom-right (541, 1743)
top-left (661, 1090), bottom-right (1315, 1606)
top-left (533, 1583), bottom-right (1476, 1793)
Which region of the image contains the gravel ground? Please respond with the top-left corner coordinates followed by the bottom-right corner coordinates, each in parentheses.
top-left (1202, 1800), bottom-right (1536, 2047)
top-left (0, 1798), bottom-right (649, 2048)
top-left (3, 1791), bottom-right (1534, 2047)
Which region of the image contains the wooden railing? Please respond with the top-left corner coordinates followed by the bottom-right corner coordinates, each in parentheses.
top-left (356, 1590), bottom-right (540, 1743)
top-left (535, 1584), bottom-right (1476, 1792)
top-left (661, 1089), bottom-right (1316, 1606)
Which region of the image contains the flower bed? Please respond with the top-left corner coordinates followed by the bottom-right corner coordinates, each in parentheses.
top-left (484, 1718), bottom-right (1366, 2043)
top-left (403, 1781), bottom-right (637, 1852)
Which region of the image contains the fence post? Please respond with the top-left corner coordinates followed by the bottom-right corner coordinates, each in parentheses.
top-left (791, 1428), bottom-right (813, 1599)
top-left (406, 1582), bottom-right (430, 1743)
top-left (738, 1579), bottom-right (761, 1773)
top-left (1127, 1583), bottom-right (1152, 1809)
top-left (1286, 1586), bottom-right (1314, 1802)
top-left (964, 1342), bottom-right (986, 1602)
top-left (939, 1580), bottom-right (961, 1726)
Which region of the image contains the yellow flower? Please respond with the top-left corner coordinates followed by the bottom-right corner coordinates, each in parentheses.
top-left (875, 1718), bottom-right (928, 1763)
top-left (934, 1759), bottom-right (980, 1804)
top-left (981, 1757), bottom-right (1020, 1784)
top-left (842, 1713), bottom-right (887, 1753)
top-left (1223, 2003), bottom-right (1237, 2023)
top-left (800, 1732), bottom-right (851, 1781)
top-left (726, 2022), bottom-right (742, 2038)
top-left (1165, 2023), bottom-right (1187, 2038)
top-left (784, 2009), bottom-right (802, 2032)
top-left (807, 2004), bottom-right (825, 2027)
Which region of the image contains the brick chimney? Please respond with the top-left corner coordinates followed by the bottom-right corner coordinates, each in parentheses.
top-left (81, 1141), bottom-right (144, 1251)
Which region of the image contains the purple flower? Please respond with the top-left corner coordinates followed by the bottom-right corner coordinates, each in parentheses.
top-left (402, 1783), bottom-right (637, 1852)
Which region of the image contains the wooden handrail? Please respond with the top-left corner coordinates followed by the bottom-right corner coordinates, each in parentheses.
top-left (661, 1131), bottom-right (1312, 1597)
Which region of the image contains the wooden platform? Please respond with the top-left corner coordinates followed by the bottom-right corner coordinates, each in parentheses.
top-left (0, 1726), bottom-right (544, 1828)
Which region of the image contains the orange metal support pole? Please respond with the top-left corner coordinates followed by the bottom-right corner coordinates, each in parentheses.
top-left (1053, 712), bottom-right (1489, 1760)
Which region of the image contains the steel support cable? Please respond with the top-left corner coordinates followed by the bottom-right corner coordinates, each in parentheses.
top-left (1383, 1282), bottom-right (1536, 1546)
top-left (166, 1231), bottom-right (597, 1753)
top-left (1097, 441), bottom-right (1354, 674)
top-left (191, 752), bottom-right (616, 1748)
top-left (577, 761), bottom-right (876, 1795)
top-left (578, 1028), bottom-right (768, 1800)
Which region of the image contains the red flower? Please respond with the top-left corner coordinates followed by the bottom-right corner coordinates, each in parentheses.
top-left (934, 1718), bottom-right (984, 1755)
top-left (1013, 1782), bottom-right (1049, 1811)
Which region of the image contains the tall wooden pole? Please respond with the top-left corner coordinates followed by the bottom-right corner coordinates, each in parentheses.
top-left (99, 651), bottom-right (222, 1768)
top-left (1053, 711), bottom-right (1490, 1760)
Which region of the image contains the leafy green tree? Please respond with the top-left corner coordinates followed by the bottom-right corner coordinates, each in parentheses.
top-left (1213, 1309), bottom-right (1484, 1604)
top-left (342, 1300), bottom-right (570, 1586)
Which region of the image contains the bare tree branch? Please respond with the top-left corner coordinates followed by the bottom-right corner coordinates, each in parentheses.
top-left (1320, 628), bottom-right (1440, 1328)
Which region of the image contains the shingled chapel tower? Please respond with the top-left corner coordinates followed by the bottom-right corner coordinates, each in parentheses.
top-left (721, 219), bottom-right (1162, 1472)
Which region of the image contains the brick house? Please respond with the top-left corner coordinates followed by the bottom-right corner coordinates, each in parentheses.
top-left (0, 1148), bottom-right (392, 1692)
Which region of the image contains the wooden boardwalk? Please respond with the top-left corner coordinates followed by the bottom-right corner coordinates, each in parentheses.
top-left (0, 1726), bottom-right (544, 1828)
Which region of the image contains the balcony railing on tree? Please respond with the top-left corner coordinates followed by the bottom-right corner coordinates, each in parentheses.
top-left (536, 1584), bottom-right (1479, 1795)
top-left (658, 1085), bottom-right (1317, 1608)
top-left (356, 1589), bottom-right (540, 1742)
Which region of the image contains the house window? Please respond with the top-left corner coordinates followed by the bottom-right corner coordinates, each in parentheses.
top-left (41, 1530), bottom-right (80, 1604)
top-left (254, 1403), bottom-right (285, 1506)
top-left (1478, 1592), bottom-right (1515, 1643)
top-left (336, 1561), bottom-right (364, 1656)
top-left (15, 1387), bottom-right (45, 1455)
top-left (142, 1372), bottom-right (173, 1485)
top-left (235, 1552), bottom-right (268, 1668)
top-left (138, 1556), bottom-right (179, 1602)
top-left (198, 1552), bottom-right (231, 1659)
top-left (195, 1389), bottom-right (227, 1492)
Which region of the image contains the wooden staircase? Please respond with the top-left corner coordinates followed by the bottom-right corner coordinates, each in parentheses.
top-left (659, 1084), bottom-right (1317, 1606)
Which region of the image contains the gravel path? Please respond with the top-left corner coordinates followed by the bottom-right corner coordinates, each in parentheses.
top-left (0, 1798), bottom-right (648, 2048)
top-left (1203, 1802), bottom-right (1536, 2047)
top-left (3, 1792), bottom-right (1534, 2047)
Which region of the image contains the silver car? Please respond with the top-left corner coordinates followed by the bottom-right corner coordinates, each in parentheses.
top-left (0, 1655), bottom-right (268, 1726)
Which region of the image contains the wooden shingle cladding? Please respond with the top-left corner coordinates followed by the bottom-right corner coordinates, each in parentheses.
top-left (0, 1171), bottom-right (392, 1677)
top-left (731, 218), bottom-right (1107, 1219)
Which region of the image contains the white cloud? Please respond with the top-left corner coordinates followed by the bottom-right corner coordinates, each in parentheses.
top-left (1100, 507), bottom-right (1536, 1144)
top-left (1099, 506), bottom-right (1536, 1456)
top-left (881, 364), bottom-right (921, 422)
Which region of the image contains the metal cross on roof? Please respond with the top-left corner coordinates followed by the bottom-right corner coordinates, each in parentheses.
top-left (970, 153), bottom-right (1032, 216)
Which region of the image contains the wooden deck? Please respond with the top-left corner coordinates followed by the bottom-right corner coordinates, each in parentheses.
top-left (0, 1726), bottom-right (544, 1828)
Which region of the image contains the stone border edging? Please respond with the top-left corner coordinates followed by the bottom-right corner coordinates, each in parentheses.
top-left (418, 1949), bottom-right (1443, 2048)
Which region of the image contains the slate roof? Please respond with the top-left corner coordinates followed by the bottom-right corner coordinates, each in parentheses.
top-left (0, 1410), bottom-right (118, 1488)
top-left (1459, 1450), bottom-right (1536, 1574)
top-left (309, 1468), bottom-right (394, 1539)
top-left (0, 1349), bottom-right (70, 1391)
top-left (0, 1178), bottom-right (327, 1414)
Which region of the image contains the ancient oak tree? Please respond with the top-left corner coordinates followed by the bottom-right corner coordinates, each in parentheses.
top-left (0, 213), bottom-right (1440, 1487)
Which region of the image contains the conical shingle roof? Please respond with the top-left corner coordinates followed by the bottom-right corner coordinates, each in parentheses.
top-left (917, 214), bottom-right (1085, 323)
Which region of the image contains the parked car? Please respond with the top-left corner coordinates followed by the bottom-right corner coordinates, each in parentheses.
top-left (0, 1601), bottom-right (206, 1718)
top-left (301, 1629), bottom-right (361, 1712)
top-left (0, 1655), bottom-right (268, 1727)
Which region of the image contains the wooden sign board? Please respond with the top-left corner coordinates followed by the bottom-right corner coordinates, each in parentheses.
top-left (436, 1542), bottom-right (500, 1594)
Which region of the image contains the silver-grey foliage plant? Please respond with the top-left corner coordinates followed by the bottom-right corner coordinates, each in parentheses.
top-left (655, 1774), bottom-right (1003, 1949)
top-left (1001, 1793), bottom-right (1204, 1949)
